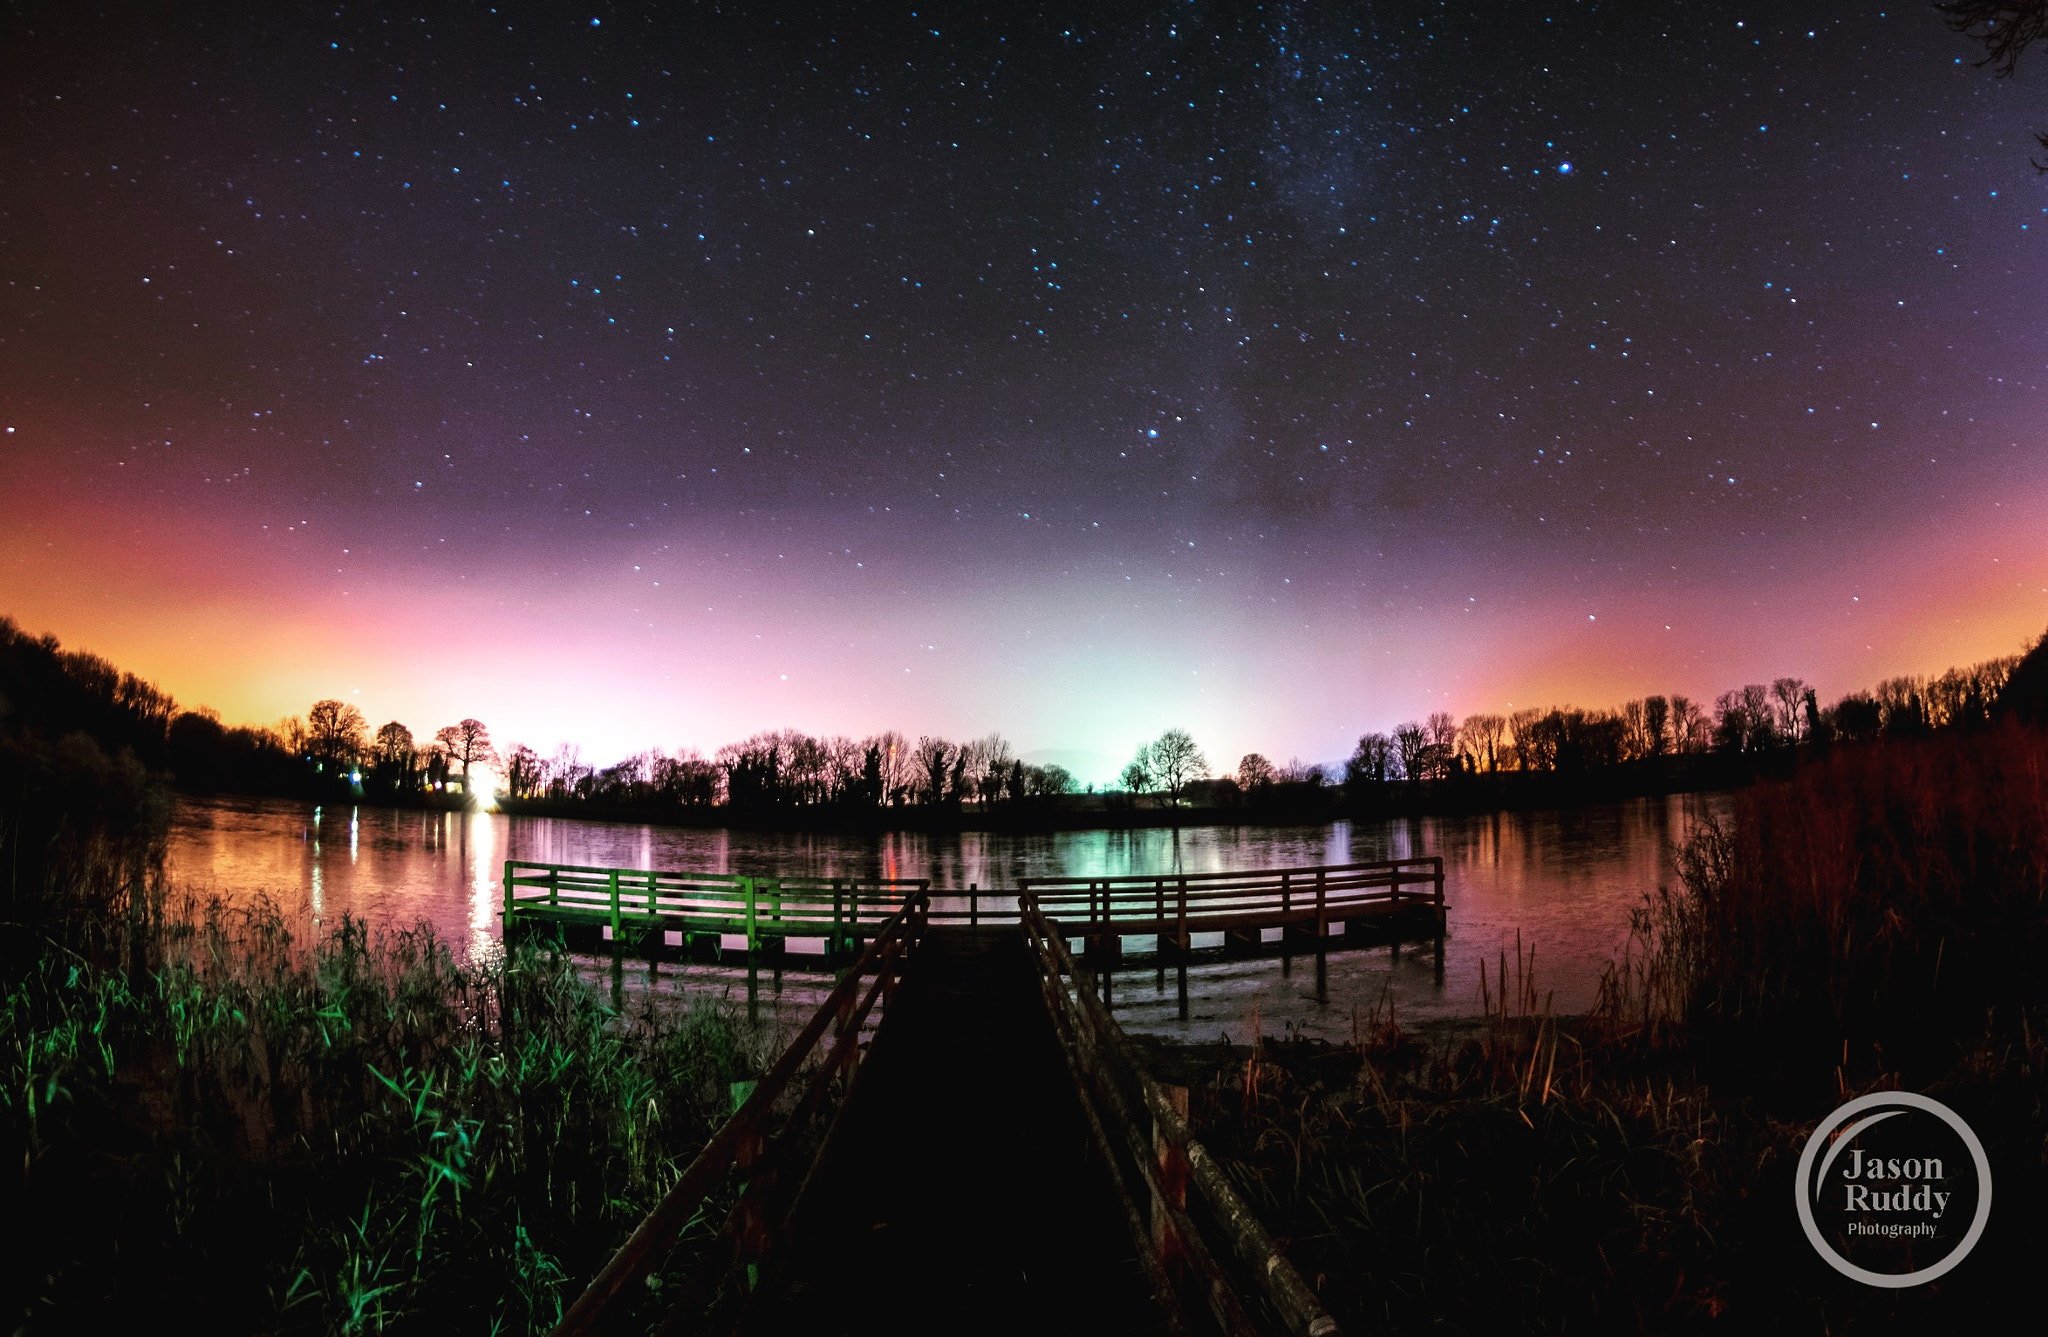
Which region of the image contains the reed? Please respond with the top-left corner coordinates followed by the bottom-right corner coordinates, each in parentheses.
top-left (1176, 724), bottom-right (2048, 1332)
top-left (2, 876), bottom-right (767, 1330)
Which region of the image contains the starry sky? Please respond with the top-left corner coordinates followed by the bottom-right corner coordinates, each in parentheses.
top-left (4, 0), bottom-right (2046, 782)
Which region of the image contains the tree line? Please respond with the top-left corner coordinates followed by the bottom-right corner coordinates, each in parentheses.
top-left (0, 614), bottom-right (2038, 820)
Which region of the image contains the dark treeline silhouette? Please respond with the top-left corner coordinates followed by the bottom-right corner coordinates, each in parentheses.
top-left (4, 613), bottom-right (2043, 829)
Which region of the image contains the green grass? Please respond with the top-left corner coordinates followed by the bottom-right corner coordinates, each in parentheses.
top-left (3, 883), bottom-right (766, 1332)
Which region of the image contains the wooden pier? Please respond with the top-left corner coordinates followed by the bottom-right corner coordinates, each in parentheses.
top-left (535, 857), bottom-right (1432, 1334)
top-left (551, 892), bottom-right (1347, 1336)
top-left (505, 856), bottom-right (1444, 968)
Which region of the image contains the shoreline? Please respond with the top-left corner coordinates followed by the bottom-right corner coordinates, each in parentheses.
top-left (180, 749), bottom-right (1764, 835)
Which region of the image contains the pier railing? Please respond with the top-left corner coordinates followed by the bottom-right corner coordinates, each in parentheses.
top-left (924, 858), bottom-right (1443, 939)
top-left (1019, 857), bottom-right (1442, 951)
top-left (1023, 895), bottom-right (1342, 1337)
top-left (552, 892), bottom-right (928, 1336)
top-left (502, 859), bottom-right (928, 953)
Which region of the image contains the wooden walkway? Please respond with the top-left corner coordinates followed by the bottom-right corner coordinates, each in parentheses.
top-left (549, 884), bottom-right (1353, 1336)
top-left (739, 926), bottom-right (1167, 1334)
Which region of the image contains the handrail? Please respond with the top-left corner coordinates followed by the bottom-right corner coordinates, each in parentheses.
top-left (1021, 856), bottom-right (1439, 890)
top-left (552, 892), bottom-right (927, 1336)
top-left (1023, 895), bottom-right (1341, 1337)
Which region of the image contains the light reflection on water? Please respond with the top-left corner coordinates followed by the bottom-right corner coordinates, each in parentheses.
top-left (168, 792), bottom-right (1728, 1039)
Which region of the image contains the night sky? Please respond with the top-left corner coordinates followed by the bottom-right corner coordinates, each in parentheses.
top-left (4, 1), bottom-right (2045, 782)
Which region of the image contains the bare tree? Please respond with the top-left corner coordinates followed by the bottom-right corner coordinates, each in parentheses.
top-left (1941, 1), bottom-right (2048, 165)
top-left (911, 735), bottom-right (953, 806)
top-left (1345, 733), bottom-right (1393, 784)
top-left (504, 743), bottom-right (545, 799)
top-left (307, 699), bottom-right (367, 768)
top-left (1025, 763), bottom-right (1076, 797)
top-left (1121, 755), bottom-right (1153, 796)
top-left (1458, 713), bottom-right (1507, 773)
top-left (434, 718), bottom-right (496, 779)
top-left (1770, 677), bottom-right (1810, 743)
top-left (1146, 728), bottom-right (1207, 807)
top-left (1393, 721), bottom-right (1427, 781)
top-left (862, 730), bottom-right (915, 805)
top-left (1668, 696), bottom-right (1708, 753)
top-left (1642, 696), bottom-right (1670, 757)
top-left (1506, 708), bottom-right (1545, 770)
top-left (373, 720), bottom-right (415, 768)
top-left (1236, 752), bottom-right (1276, 790)
top-left (1424, 712), bottom-right (1458, 774)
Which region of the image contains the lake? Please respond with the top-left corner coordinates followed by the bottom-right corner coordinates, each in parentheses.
top-left (166, 793), bottom-right (1727, 1041)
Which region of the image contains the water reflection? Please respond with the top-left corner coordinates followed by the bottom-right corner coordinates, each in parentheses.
top-left (168, 792), bottom-right (1725, 1038)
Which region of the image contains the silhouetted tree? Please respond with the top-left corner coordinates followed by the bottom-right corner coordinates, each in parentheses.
top-left (505, 743), bottom-right (544, 799)
top-left (1025, 762), bottom-right (1076, 797)
top-left (1120, 756), bottom-right (1152, 796)
top-left (307, 700), bottom-right (367, 771)
top-left (1942, 1), bottom-right (2048, 165)
top-left (1145, 728), bottom-right (1207, 807)
top-left (1344, 733), bottom-right (1393, 785)
top-left (371, 720), bottom-right (419, 793)
top-left (911, 735), bottom-right (952, 806)
top-left (433, 719), bottom-right (495, 780)
top-left (1459, 713), bottom-right (1507, 773)
top-left (1393, 721), bottom-right (1427, 781)
top-left (1642, 696), bottom-right (1671, 757)
top-left (1237, 752), bottom-right (1276, 790)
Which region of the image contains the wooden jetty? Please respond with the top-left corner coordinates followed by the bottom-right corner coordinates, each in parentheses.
top-left (551, 895), bottom-right (1345, 1336)
top-left (506, 856), bottom-right (1443, 967)
top-left (541, 855), bottom-right (1417, 1334)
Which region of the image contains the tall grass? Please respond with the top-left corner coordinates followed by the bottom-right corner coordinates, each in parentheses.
top-left (3, 879), bottom-right (764, 1331)
top-left (1174, 725), bottom-right (2048, 1332)
top-left (1600, 723), bottom-right (2048, 1083)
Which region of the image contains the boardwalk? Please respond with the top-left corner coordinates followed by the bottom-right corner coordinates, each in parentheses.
top-left (547, 867), bottom-right (1371, 1335)
top-left (745, 927), bottom-right (1166, 1334)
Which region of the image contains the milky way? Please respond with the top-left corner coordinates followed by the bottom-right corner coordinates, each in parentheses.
top-left (3, 1), bottom-right (2044, 780)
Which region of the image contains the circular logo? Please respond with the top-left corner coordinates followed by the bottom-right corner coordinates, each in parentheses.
top-left (1795, 1091), bottom-right (1991, 1288)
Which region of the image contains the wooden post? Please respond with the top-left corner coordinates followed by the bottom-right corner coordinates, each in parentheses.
top-left (970, 882), bottom-right (979, 927)
top-left (1315, 869), bottom-right (1329, 1001)
top-left (1433, 856), bottom-right (1447, 984)
top-left (548, 865), bottom-right (559, 908)
top-left (646, 870), bottom-right (658, 922)
top-left (608, 868), bottom-right (622, 941)
top-left (730, 1080), bottom-right (763, 1288)
top-left (1176, 876), bottom-right (1189, 956)
top-left (502, 860), bottom-right (515, 927)
top-left (1151, 1083), bottom-right (1191, 1278)
top-left (744, 876), bottom-right (758, 953)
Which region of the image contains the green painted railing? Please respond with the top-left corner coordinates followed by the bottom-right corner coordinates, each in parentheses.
top-left (501, 860), bottom-right (929, 954)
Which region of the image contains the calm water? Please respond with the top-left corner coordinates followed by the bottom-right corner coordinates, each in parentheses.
top-left (166, 793), bottom-right (1727, 1040)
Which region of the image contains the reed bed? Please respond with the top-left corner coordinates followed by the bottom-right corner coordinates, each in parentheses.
top-left (1170, 725), bottom-right (2048, 1333)
top-left (3, 878), bottom-right (768, 1331)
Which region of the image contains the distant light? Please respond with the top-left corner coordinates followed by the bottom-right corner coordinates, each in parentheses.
top-left (1558, 162), bottom-right (1571, 174)
top-left (349, 770), bottom-right (361, 783)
